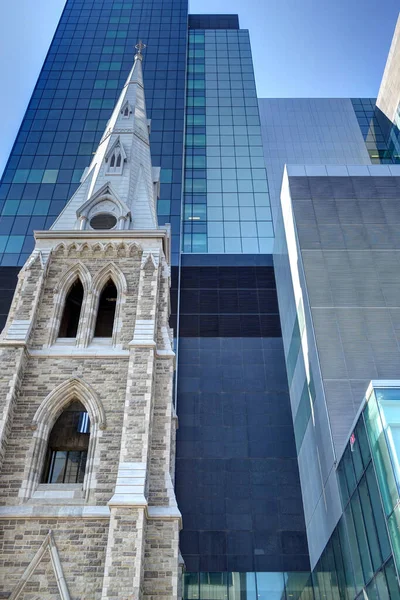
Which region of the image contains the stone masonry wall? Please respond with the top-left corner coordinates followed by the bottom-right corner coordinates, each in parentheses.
top-left (0, 355), bottom-right (128, 505)
top-left (0, 347), bottom-right (26, 471)
top-left (0, 518), bottom-right (109, 599)
top-left (31, 244), bottom-right (142, 349)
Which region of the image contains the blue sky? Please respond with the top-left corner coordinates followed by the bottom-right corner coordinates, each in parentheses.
top-left (0, 0), bottom-right (398, 176)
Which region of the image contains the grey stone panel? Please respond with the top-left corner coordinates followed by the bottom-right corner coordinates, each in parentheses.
top-left (292, 199), bottom-right (317, 225)
top-left (365, 223), bottom-right (398, 249)
top-left (358, 200), bottom-right (387, 223)
top-left (382, 283), bottom-right (400, 305)
top-left (312, 385), bottom-right (336, 486)
top-left (387, 224), bottom-right (400, 248)
top-left (381, 199), bottom-right (400, 222)
top-left (288, 177), bottom-right (312, 200)
top-left (308, 177), bottom-right (334, 199)
top-left (323, 380), bottom-right (358, 452)
top-left (311, 309), bottom-right (348, 379)
top-left (297, 419), bottom-right (323, 527)
top-left (312, 199), bottom-right (340, 224)
top-left (302, 251), bottom-right (333, 306)
top-left (296, 222), bottom-right (321, 249)
top-left (340, 224), bottom-right (370, 249)
top-left (335, 309), bottom-right (378, 380)
top-left (335, 199), bottom-right (363, 224)
top-left (316, 224), bottom-right (346, 249)
top-left (306, 465), bottom-right (342, 570)
top-left (328, 177), bottom-right (357, 199)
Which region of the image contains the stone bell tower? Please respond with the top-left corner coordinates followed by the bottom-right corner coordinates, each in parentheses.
top-left (0, 44), bottom-right (182, 599)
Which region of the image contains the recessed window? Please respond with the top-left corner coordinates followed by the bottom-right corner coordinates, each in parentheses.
top-left (42, 401), bottom-right (90, 484)
top-left (94, 280), bottom-right (117, 337)
top-left (90, 213), bottom-right (117, 230)
top-left (58, 279), bottom-right (84, 338)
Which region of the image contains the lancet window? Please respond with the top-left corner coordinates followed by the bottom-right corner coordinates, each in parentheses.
top-left (94, 279), bottom-right (118, 338)
top-left (42, 401), bottom-right (90, 484)
top-left (58, 279), bottom-right (84, 338)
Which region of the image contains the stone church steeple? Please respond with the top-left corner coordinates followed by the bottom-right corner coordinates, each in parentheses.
top-left (0, 46), bottom-right (182, 600)
top-left (52, 45), bottom-right (159, 232)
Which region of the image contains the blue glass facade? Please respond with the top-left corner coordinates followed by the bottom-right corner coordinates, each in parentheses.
top-left (0, 0), bottom-right (187, 269)
top-left (183, 28), bottom-right (273, 254)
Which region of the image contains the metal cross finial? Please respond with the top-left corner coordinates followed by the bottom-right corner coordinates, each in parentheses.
top-left (135, 40), bottom-right (146, 55)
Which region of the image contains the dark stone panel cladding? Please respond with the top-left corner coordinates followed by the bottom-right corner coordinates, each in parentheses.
top-left (178, 266), bottom-right (281, 337)
top-left (175, 262), bottom-right (309, 573)
top-left (188, 14), bottom-right (239, 30)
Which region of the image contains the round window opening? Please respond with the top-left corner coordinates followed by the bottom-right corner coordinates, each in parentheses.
top-left (90, 213), bottom-right (117, 230)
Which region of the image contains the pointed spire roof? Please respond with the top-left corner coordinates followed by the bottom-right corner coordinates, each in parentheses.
top-left (51, 44), bottom-right (160, 232)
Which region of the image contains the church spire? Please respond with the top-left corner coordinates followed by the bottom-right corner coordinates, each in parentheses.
top-left (51, 42), bottom-right (160, 232)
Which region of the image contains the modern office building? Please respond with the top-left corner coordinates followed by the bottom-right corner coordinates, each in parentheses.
top-left (1, 0), bottom-right (400, 598)
top-left (258, 12), bottom-right (400, 600)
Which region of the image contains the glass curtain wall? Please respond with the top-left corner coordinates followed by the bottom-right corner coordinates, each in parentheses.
top-left (313, 384), bottom-right (400, 600)
top-left (0, 0), bottom-right (188, 267)
top-left (183, 29), bottom-right (273, 254)
top-left (352, 98), bottom-right (400, 164)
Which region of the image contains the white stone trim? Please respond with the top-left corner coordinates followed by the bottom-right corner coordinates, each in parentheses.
top-left (108, 462), bottom-right (147, 506)
top-left (131, 319), bottom-right (156, 345)
top-left (0, 504), bottom-right (181, 520)
top-left (5, 320), bottom-right (31, 341)
top-left (147, 506), bottom-right (182, 520)
top-left (8, 530), bottom-right (71, 600)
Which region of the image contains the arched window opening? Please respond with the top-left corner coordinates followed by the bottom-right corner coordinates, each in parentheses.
top-left (58, 279), bottom-right (84, 338)
top-left (110, 154), bottom-right (115, 168)
top-left (116, 154), bottom-right (121, 167)
top-left (124, 106), bottom-right (129, 116)
top-left (42, 400), bottom-right (90, 484)
top-left (94, 279), bottom-right (117, 337)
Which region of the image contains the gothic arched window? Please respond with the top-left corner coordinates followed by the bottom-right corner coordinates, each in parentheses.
top-left (121, 102), bottom-right (130, 117)
top-left (94, 279), bottom-right (117, 337)
top-left (107, 148), bottom-right (123, 174)
top-left (58, 279), bottom-right (84, 338)
top-left (42, 400), bottom-right (90, 484)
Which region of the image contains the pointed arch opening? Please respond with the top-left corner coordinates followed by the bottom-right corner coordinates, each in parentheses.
top-left (94, 279), bottom-right (117, 338)
top-left (20, 378), bottom-right (106, 501)
top-left (42, 400), bottom-right (90, 484)
top-left (49, 263), bottom-right (91, 347)
top-left (106, 144), bottom-right (124, 175)
top-left (58, 279), bottom-right (84, 338)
